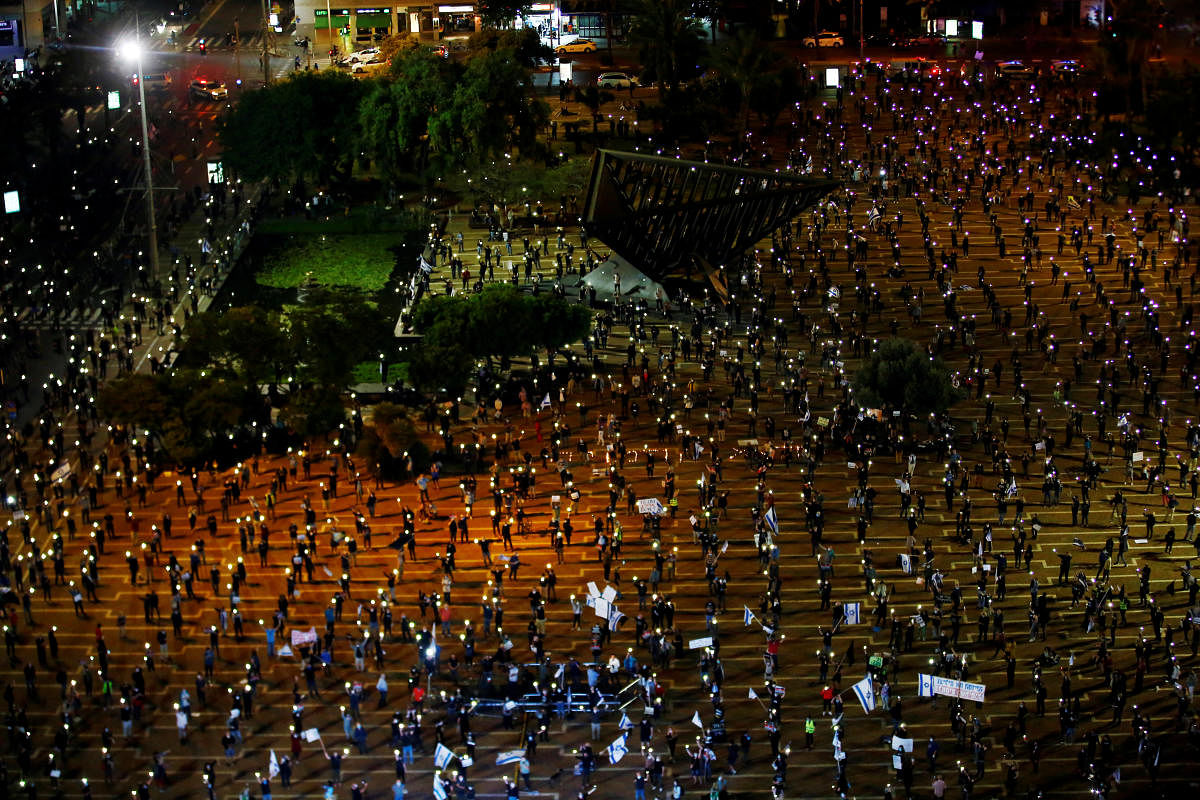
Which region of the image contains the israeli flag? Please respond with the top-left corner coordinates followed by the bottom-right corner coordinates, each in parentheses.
top-left (900, 553), bottom-right (913, 575)
top-left (918, 673), bottom-right (935, 698)
top-left (764, 505), bottom-right (779, 534)
top-left (743, 606), bottom-right (756, 627)
top-left (433, 779), bottom-right (448, 800)
top-left (852, 675), bottom-right (875, 714)
top-left (434, 742), bottom-right (457, 770)
top-left (607, 734), bottom-right (629, 764)
top-left (619, 712), bottom-right (633, 731)
top-left (843, 602), bottom-right (861, 626)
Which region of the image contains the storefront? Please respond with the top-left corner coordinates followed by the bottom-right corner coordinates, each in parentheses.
top-left (434, 4), bottom-right (478, 37)
top-left (516, 2), bottom-right (561, 47)
top-left (354, 7), bottom-right (393, 42)
top-left (312, 7), bottom-right (351, 51)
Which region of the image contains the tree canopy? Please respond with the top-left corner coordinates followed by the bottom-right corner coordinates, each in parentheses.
top-left (218, 70), bottom-right (364, 184)
top-left (100, 289), bottom-right (398, 462)
top-left (851, 337), bottom-right (962, 416)
top-left (407, 284), bottom-right (591, 394)
top-left (628, 0), bottom-right (708, 97)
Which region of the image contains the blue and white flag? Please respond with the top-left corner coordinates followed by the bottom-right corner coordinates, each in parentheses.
top-left (843, 602), bottom-right (862, 626)
top-left (918, 673), bottom-right (935, 698)
top-left (764, 505), bottom-right (778, 534)
top-left (434, 742), bottom-right (457, 770)
top-left (495, 750), bottom-right (525, 766)
top-left (743, 606), bottom-right (756, 626)
top-left (852, 676), bottom-right (875, 714)
top-left (433, 779), bottom-right (448, 800)
top-left (900, 552), bottom-right (913, 575)
top-left (607, 734), bottom-right (629, 764)
top-left (619, 712), bottom-right (633, 731)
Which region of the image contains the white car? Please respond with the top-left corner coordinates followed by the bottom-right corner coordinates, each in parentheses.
top-left (596, 71), bottom-right (636, 89)
top-left (350, 53), bottom-right (388, 74)
top-left (555, 38), bottom-right (597, 54)
top-left (189, 78), bottom-right (228, 100)
top-left (802, 31), bottom-right (844, 48)
top-left (995, 60), bottom-right (1035, 80)
top-left (346, 47), bottom-right (381, 65)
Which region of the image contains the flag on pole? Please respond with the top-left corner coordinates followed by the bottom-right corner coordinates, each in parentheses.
top-left (619, 712), bottom-right (633, 731)
top-left (843, 602), bottom-right (862, 625)
top-left (433, 778), bottom-right (448, 800)
top-left (899, 552), bottom-right (913, 575)
top-left (918, 673), bottom-right (935, 698)
top-left (748, 687), bottom-right (759, 700)
top-left (691, 710), bottom-right (704, 730)
top-left (764, 505), bottom-right (778, 534)
top-left (607, 734), bottom-right (629, 764)
top-left (852, 676), bottom-right (876, 714)
top-left (268, 750), bottom-right (280, 779)
top-left (743, 606), bottom-right (756, 626)
top-left (434, 742), bottom-right (457, 770)
top-left (720, 540), bottom-right (729, 555)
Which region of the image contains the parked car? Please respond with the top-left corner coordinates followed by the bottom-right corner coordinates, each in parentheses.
top-left (995, 60), bottom-right (1035, 80)
top-left (596, 71), bottom-right (636, 89)
top-left (802, 31), bottom-right (844, 48)
top-left (189, 78), bottom-right (228, 100)
top-left (1050, 59), bottom-right (1082, 79)
top-left (349, 52), bottom-right (388, 74)
top-left (555, 38), bottom-right (597, 54)
top-left (345, 47), bottom-right (380, 65)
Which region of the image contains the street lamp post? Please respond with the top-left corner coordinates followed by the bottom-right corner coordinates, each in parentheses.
top-left (121, 36), bottom-right (161, 278)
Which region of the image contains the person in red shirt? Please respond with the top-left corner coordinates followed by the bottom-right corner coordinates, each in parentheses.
top-left (820, 685), bottom-right (834, 716)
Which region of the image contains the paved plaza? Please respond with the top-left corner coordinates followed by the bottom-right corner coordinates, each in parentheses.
top-left (2, 65), bottom-right (1199, 800)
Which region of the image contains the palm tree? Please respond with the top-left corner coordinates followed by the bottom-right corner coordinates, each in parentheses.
top-left (716, 28), bottom-right (780, 135)
top-left (628, 0), bottom-right (707, 98)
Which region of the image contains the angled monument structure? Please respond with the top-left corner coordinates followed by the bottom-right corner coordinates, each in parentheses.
top-left (583, 149), bottom-right (840, 301)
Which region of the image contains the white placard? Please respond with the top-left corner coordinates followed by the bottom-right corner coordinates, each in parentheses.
top-left (688, 636), bottom-right (714, 650)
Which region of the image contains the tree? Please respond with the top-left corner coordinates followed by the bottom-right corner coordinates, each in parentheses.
top-left (851, 337), bottom-right (962, 416)
top-left (407, 284), bottom-right (591, 394)
top-left (219, 70), bottom-right (364, 184)
top-left (360, 47), bottom-right (457, 178)
top-left (288, 288), bottom-right (393, 389)
top-left (354, 402), bottom-right (431, 477)
top-left (477, 0), bottom-right (533, 30)
top-left (467, 26), bottom-right (551, 67)
top-left (97, 374), bottom-right (173, 435)
top-left (429, 49), bottom-right (548, 165)
top-left (1094, 0), bottom-right (1159, 116)
top-left (277, 385), bottom-right (347, 437)
top-left (715, 28), bottom-right (781, 134)
top-left (628, 0), bottom-right (708, 98)
top-left (176, 305), bottom-right (292, 391)
top-left (688, 0), bottom-right (726, 43)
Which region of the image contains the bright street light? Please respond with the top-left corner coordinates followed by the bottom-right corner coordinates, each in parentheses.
top-left (117, 31), bottom-right (160, 279)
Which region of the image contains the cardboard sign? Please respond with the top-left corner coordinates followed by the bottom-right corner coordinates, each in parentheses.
top-left (688, 637), bottom-right (714, 650)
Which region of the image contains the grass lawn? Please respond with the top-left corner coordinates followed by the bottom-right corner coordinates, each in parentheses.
top-left (257, 233), bottom-right (401, 291)
top-left (351, 361), bottom-right (409, 386)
